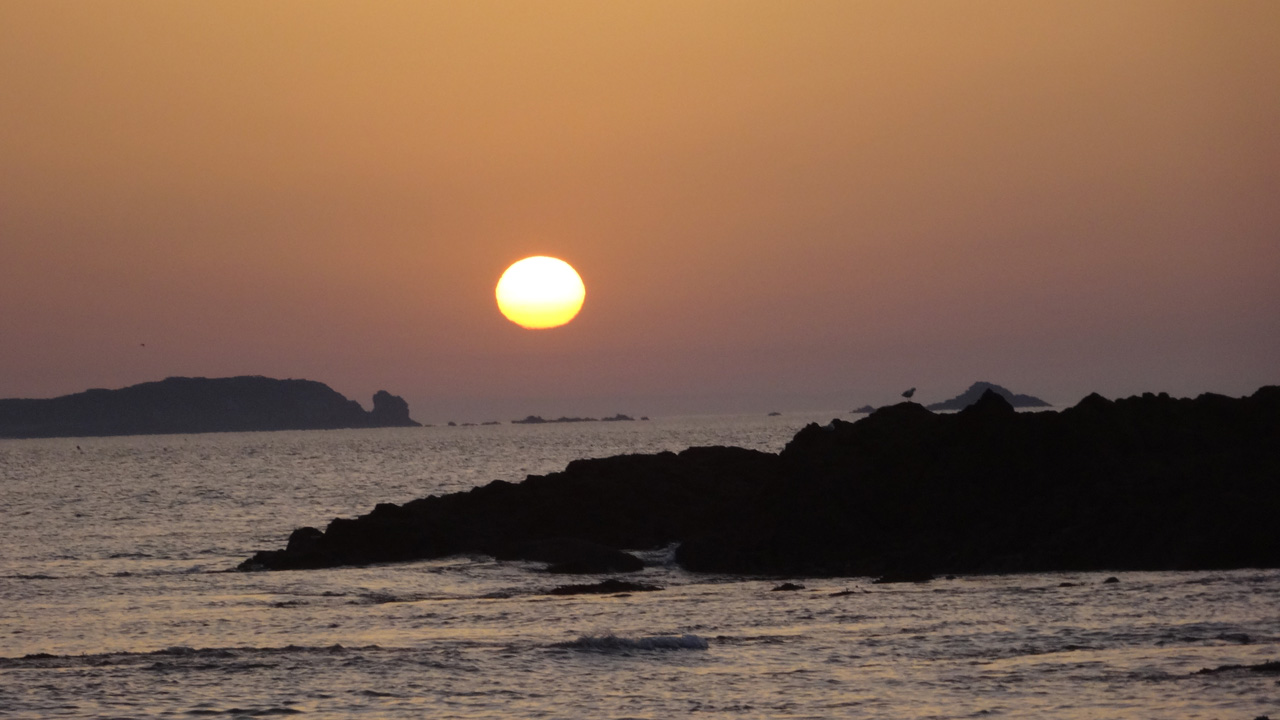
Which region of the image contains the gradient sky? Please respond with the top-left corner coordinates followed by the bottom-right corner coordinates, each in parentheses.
top-left (2, 1), bottom-right (1277, 422)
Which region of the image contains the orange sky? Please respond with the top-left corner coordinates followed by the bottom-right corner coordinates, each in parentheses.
top-left (2, 1), bottom-right (1277, 421)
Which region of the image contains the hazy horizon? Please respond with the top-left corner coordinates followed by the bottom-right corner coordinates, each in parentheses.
top-left (3, 2), bottom-right (1277, 424)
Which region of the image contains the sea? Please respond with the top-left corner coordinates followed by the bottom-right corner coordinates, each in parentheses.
top-left (1, 412), bottom-right (1276, 719)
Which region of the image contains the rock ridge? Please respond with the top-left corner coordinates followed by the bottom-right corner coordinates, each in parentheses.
top-left (239, 386), bottom-right (1280, 577)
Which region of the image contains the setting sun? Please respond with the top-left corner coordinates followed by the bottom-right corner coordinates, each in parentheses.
top-left (495, 256), bottom-right (586, 329)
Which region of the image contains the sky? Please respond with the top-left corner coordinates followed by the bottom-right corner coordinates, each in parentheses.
top-left (2, 1), bottom-right (1277, 423)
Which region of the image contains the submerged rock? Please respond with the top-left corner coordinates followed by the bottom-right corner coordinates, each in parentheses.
top-left (1194, 661), bottom-right (1280, 675)
top-left (547, 578), bottom-right (663, 596)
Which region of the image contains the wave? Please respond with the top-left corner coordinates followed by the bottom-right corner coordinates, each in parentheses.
top-left (186, 708), bottom-right (302, 717)
top-left (553, 633), bottom-right (709, 651)
top-left (0, 643), bottom-right (379, 669)
top-left (632, 542), bottom-right (681, 568)
top-left (3, 565), bottom-right (223, 581)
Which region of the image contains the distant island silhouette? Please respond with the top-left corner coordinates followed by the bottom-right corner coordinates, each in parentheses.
top-left (241, 386), bottom-right (1279, 578)
top-left (851, 382), bottom-right (1047, 414)
top-left (0, 376), bottom-right (420, 438)
top-left (512, 414), bottom-right (636, 424)
top-left (926, 381), bottom-right (1050, 411)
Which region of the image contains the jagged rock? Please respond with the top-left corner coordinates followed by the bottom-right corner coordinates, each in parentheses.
top-left (239, 445), bottom-right (780, 571)
top-left (286, 527), bottom-right (324, 554)
top-left (241, 386), bottom-right (1280, 578)
top-left (369, 390), bottom-right (416, 427)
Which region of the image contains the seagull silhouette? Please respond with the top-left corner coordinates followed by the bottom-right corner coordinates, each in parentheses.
top-left (902, 387), bottom-right (916, 399)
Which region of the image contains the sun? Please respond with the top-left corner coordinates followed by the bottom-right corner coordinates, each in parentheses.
top-left (495, 256), bottom-right (586, 329)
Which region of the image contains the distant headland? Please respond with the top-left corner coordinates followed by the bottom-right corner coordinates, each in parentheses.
top-left (0, 376), bottom-right (420, 439)
top-left (240, 385), bottom-right (1280, 578)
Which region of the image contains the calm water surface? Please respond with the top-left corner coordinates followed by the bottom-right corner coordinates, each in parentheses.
top-left (1, 414), bottom-right (1276, 718)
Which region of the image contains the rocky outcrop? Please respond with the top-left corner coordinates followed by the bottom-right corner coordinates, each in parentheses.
top-left (241, 386), bottom-right (1280, 577)
top-left (0, 376), bottom-right (420, 438)
top-left (925, 381), bottom-right (1050, 411)
top-left (239, 445), bottom-right (780, 571)
top-left (678, 387), bottom-right (1279, 576)
top-left (369, 390), bottom-right (415, 427)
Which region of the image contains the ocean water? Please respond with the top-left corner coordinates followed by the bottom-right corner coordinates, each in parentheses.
top-left (1, 413), bottom-right (1276, 719)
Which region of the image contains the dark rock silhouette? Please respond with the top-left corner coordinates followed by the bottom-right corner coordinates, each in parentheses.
top-left (925, 381), bottom-right (1050, 411)
top-left (0, 376), bottom-right (420, 438)
top-left (240, 446), bottom-right (779, 571)
top-left (547, 579), bottom-right (663, 596)
top-left (512, 414), bottom-right (635, 424)
top-left (851, 405), bottom-right (876, 414)
top-left (286, 527), bottom-right (325, 555)
top-left (369, 390), bottom-right (415, 427)
top-left (1194, 661), bottom-right (1280, 675)
top-left (241, 386), bottom-right (1280, 578)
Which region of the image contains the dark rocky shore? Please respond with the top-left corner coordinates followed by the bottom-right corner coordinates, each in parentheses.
top-left (0, 376), bottom-right (420, 438)
top-left (240, 386), bottom-right (1279, 577)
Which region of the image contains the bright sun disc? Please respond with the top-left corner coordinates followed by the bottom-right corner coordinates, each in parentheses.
top-left (495, 256), bottom-right (586, 329)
